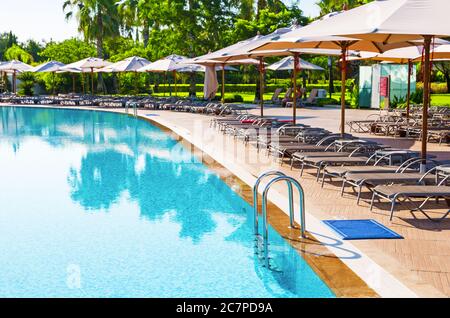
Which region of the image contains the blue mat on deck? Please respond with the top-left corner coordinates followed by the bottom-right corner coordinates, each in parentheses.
top-left (323, 219), bottom-right (403, 240)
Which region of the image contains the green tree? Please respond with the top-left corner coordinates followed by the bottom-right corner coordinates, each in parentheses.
top-left (4, 44), bottom-right (34, 63)
top-left (316, 0), bottom-right (371, 15)
top-left (63, 0), bottom-right (121, 92)
top-left (40, 39), bottom-right (96, 64)
top-left (434, 62), bottom-right (450, 93)
top-left (0, 32), bottom-right (18, 60)
top-left (24, 40), bottom-right (45, 63)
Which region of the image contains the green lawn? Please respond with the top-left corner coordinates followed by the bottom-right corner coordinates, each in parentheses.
top-left (430, 94), bottom-right (450, 107)
top-left (152, 91), bottom-right (450, 107)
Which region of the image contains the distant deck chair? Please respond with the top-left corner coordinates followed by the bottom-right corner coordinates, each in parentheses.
top-left (304, 89), bottom-right (319, 105)
top-left (270, 88), bottom-right (283, 104)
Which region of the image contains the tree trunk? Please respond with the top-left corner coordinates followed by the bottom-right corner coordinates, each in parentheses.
top-left (254, 68), bottom-right (261, 102)
top-left (154, 74), bottom-right (159, 93)
top-left (96, 10), bottom-right (105, 94)
top-left (189, 72), bottom-right (196, 97)
top-left (142, 20), bottom-right (149, 48)
top-left (256, 0), bottom-right (267, 19)
top-left (445, 72), bottom-right (450, 94)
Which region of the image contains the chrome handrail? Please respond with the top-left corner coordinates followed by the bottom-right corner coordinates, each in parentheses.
top-left (253, 171), bottom-right (292, 236)
top-left (260, 175), bottom-right (306, 268)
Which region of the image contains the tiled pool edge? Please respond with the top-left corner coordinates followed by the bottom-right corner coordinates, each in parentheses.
top-left (2, 104), bottom-right (434, 298)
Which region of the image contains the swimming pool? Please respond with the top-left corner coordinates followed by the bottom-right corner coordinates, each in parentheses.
top-left (0, 106), bottom-right (334, 298)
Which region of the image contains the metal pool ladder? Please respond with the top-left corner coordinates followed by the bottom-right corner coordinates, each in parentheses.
top-left (253, 171), bottom-right (306, 268)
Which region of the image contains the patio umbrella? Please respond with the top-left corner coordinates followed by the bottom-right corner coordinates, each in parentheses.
top-left (0, 60), bottom-right (33, 93)
top-left (138, 54), bottom-right (187, 97)
top-left (268, 57), bottom-right (324, 71)
top-left (212, 26), bottom-right (362, 121)
top-left (173, 64), bottom-right (238, 98)
top-left (98, 56), bottom-right (151, 94)
top-left (251, 0), bottom-right (450, 166)
top-left (60, 57), bottom-right (112, 95)
top-left (186, 57), bottom-right (260, 101)
top-left (32, 61), bottom-right (66, 95)
top-left (56, 67), bottom-right (83, 94)
top-left (175, 64), bottom-right (238, 73)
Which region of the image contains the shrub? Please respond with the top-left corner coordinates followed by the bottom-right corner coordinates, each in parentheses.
top-left (224, 94), bottom-right (244, 103)
top-left (315, 98), bottom-right (339, 107)
top-left (391, 95), bottom-right (407, 108)
top-left (410, 88), bottom-right (424, 104)
top-left (18, 72), bottom-right (35, 96)
top-left (417, 82), bottom-right (449, 94)
top-left (349, 79), bottom-right (359, 109)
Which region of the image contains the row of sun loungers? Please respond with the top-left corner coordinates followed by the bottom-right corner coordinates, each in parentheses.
top-left (207, 111), bottom-right (449, 221)
top-left (347, 109), bottom-right (450, 145)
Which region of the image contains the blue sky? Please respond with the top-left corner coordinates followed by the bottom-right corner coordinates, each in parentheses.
top-left (0, 0), bottom-right (321, 43)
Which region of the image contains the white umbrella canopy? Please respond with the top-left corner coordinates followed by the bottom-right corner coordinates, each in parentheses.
top-left (97, 56), bottom-right (150, 73)
top-left (59, 57), bottom-right (111, 71)
top-left (138, 54), bottom-right (187, 72)
top-left (428, 44), bottom-right (450, 61)
top-left (300, 0), bottom-right (450, 45)
top-left (0, 60), bottom-right (33, 93)
top-left (252, 0), bottom-right (450, 164)
top-left (175, 64), bottom-right (238, 73)
top-left (31, 60), bottom-right (66, 73)
top-left (268, 57), bottom-right (324, 71)
top-left (59, 58), bottom-right (112, 95)
top-left (0, 60), bottom-right (33, 73)
top-left (253, 1), bottom-right (450, 53)
top-left (32, 61), bottom-right (67, 95)
top-left (348, 41), bottom-right (450, 63)
top-left (183, 57), bottom-right (260, 103)
top-left (186, 58), bottom-right (260, 66)
top-left (192, 33), bottom-right (266, 63)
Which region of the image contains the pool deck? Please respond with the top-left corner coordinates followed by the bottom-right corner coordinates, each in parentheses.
top-left (4, 103), bottom-right (449, 298)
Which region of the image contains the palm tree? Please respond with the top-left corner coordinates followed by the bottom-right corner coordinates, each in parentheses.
top-left (63, 0), bottom-right (120, 91)
top-left (316, 0), bottom-right (371, 15)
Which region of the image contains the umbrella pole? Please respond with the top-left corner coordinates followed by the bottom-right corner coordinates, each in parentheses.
top-left (421, 36), bottom-right (432, 172)
top-left (164, 73), bottom-right (166, 97)
top-left (221, 64), bottom-right (225, 104)
top-left (72, 73), bottom-right (76, 93)
top-left (293, 53), bottom-right (299, 125)
top-left (135, 71), bottom-right (138, 95)
top-left (340, 45), bottom-right (348, 137)
top-left (91, 68), bottom-right (94, 95)
top-left (259, 57), bottom-right (265, 117)
top-left (174, 70), bottom-right (177, 97)
top-left (13, 70), bottom-right (16, 94)
top-left (406, 60), bottom-right (412, 120)
top-left (52, 72), bottom-right (56, 96)
top-left (82, 73), bottom-right (85, 95)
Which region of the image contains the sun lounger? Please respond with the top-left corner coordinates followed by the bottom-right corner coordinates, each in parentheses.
top-left (301, 155), bottom-right (372, 181)
top-left (342, 165), bottom-right (439, 204)
top-left (268, 134), bottom-right (352, 161)
top-left (321, 156), bottom-right (422, 187)
top-left (371, 183), bottom-right (450, 221)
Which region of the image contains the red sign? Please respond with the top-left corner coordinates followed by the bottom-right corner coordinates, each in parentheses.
top-left (380, 76), bottom-right (389, 97)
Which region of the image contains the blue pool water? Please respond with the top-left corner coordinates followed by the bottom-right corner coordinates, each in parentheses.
top-left (0, 106), bottom-right (334, 298)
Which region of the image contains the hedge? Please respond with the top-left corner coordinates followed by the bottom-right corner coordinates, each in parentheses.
top-left (153, 83), bottom-right (352, 94)
top-left (416, 82), bottom-right (449, 94)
